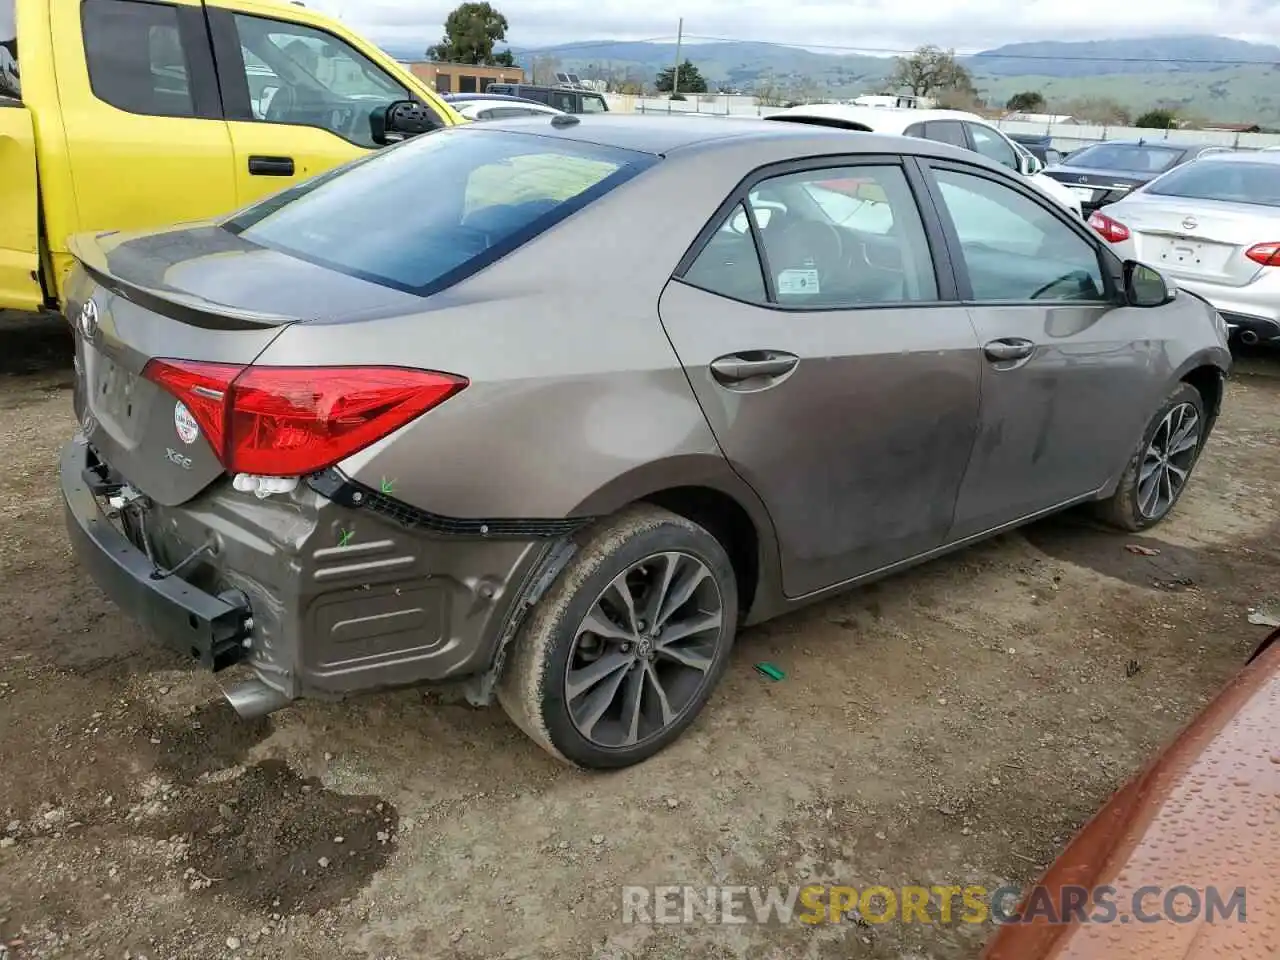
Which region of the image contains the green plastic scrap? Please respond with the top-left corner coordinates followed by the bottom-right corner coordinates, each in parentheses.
top-left (754, 662), bottom-right (785, 681)
top-left (337, 528), bottom-right (354, 548)
top-left (380, 476), bottom-right (396, 495)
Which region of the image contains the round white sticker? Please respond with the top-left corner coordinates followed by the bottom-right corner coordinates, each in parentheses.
top-left (174, 401), bottom-right (200, 445)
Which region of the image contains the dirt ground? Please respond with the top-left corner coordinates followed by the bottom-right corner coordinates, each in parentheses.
top-left (1, 313), bottom-right (1277, 960)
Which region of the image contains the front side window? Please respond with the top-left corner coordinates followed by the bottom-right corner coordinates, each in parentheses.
top-left (549, 90), bottom-right (577, 113)
top-left (933, 168), bottom-right (1105, 302)
top-left (82, 0), bottom-right (193, 117)
top-left (231, 14), bottom-right (410, 147)
top-left (967, 124), bottom-right (1018, 170)
top-left (226, 129), bottom-right (654, 295)
top-left (1, 0), bottom-right (18, 100)
top-left (581, 94), bottom-right (607, 113)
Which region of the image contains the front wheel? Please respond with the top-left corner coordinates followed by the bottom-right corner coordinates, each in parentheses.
top-left (1095, 382), bottom-right (1207, 531)
top-left (498, 505), bottom-right (738, 769)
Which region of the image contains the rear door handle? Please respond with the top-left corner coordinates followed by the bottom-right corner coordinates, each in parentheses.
top-left (709, 351), bottom-right (799, 384)
top-left (983, 338), bottom-right (1035, 362)
top-left (248, 155), bottom-right (295, 177)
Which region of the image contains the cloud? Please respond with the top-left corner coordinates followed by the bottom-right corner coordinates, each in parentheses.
top-left (310, 0), bottom-right (1280, 55)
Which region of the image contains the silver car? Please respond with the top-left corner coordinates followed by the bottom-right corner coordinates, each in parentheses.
top-left (1090, 150), bottom-right (1280, 345)
top-left (60, 115), bottom-right (1231, 769)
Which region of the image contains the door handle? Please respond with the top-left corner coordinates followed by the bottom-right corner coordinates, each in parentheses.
top-left (248, 155), bottom-right (295, 177)
top-left (983, 338), bottom-right (1036, 362)
top-left (709, 351), bottom-right (799, 384)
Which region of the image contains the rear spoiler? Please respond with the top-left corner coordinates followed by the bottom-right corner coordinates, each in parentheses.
top-left (68, 230), bottom-right (302, 331)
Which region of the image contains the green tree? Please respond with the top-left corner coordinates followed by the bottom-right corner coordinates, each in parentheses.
top-left (1135, 108), bottom-right (1178, 129)
top-left (426, 2), bottom-right (516, 66)
top-left (656, 60), bottom-right (707, 94)
top-left (890, 45), bottom-right (973, 98)
top-left (1006, 90), bottom-right (1046, 113)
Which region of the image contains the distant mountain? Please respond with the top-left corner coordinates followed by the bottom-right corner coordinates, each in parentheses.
top-left (969, 35), bottom-right (1280, 77)
top-left (378, 34), bottom-right (1280, 123)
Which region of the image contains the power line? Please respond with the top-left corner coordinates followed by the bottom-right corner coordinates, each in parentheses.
top-left (522, 32), bottom-right (1280, 68)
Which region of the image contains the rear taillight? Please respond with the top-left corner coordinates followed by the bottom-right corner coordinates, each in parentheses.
top-left (1088, 211), bottom-right (1130, 243)
top-left (1244, 242), bottom-right (1280, 266)
top-left (142, 361), bottom-right (467, 476)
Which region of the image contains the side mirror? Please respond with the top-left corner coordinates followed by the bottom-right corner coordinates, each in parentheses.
top-left (1124, 260), bottom-right (1175, 307)
top-left (1016, 151), bottom-right (1043, 176)
top-left (371, 99), bottom-right (440, 145)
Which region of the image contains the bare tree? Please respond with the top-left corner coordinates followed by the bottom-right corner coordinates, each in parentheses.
top-left (529, 54), bottom-right (561, 85)
top-left (890, 45), bottom-right (974, 98)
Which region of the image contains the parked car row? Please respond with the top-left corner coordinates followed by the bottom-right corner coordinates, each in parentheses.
top-left (1078, 148), bottom-right (1280, 346)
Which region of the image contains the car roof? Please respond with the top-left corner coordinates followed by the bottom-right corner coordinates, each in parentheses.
top-left (466, 112), bottom-right (983, 160)
top-left (445, 93), bottom-right (548, 105)
top-left (763, 103), bottom-right (987, 135)
top-left (1077, 139), bottom-right (1206, 151)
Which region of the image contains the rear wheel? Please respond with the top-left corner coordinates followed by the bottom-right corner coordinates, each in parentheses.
top-left (498, 505), bottom-right (738, 769)
top-left (1095, 382), bottom-right (1207, 531)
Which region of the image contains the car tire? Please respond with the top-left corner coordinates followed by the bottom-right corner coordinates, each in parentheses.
top-left (1095, 382), bottom-right (1208, 532)
top-left (497, 504), bottom-right (738, 769)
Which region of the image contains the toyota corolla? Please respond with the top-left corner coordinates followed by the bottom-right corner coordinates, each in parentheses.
top-left (61, 115), bottom-right (1231, 769)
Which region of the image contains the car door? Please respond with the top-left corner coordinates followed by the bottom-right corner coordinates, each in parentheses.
top-left (918, 159), bottom-right (1153, 540)
top-left (658, 158), bottom-right (983, 598)
top-left (49, 0), bottom-right (237, 251)
top-left (0, 0), bottom-right (42, 311)
top-left (206, 4), bottom-right (444, 206)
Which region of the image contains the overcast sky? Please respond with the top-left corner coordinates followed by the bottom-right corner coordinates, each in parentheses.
top-left (308, 0), bottom-right (1280, 55)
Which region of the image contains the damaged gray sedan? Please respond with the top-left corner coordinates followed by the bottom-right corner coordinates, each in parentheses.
top-left (61, 115), bottom-right (1230, 768)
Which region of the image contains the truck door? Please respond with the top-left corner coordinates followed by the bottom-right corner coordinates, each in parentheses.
top-left (48, 0), bottom-right (237, 280)
top-left (205, 4), bottom-right (448, 206)
top-left (1, 2), bottom-right (44, 311)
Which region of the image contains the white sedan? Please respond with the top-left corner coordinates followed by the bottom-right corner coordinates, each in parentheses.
top-left (763, 104), bottom-right (1084, 218)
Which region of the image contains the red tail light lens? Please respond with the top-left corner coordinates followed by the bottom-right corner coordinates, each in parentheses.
top-left (1245, 242), bottom-right (1280, 266)
top-left (142, 361), bottom-right (467, 476)
top-left (1088, 211), bottom-right (1130, 243)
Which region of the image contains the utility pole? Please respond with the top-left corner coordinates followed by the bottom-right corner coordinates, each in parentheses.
top-left (671, 17), bottom-right (683, 99)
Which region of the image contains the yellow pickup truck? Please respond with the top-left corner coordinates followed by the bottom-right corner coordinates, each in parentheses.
top-left (1, 0), bottom-right (460, 314)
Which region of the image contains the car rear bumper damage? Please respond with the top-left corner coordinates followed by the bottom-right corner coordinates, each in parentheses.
top-left (60, 435), bottom-right (560, 716)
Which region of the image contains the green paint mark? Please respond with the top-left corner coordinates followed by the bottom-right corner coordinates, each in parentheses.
top-left (338, 528), bottom-right (354, 548)
top-left (380, 476), bottom-right (396, 495)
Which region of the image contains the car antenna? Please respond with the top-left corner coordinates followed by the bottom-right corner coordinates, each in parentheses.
top-left (551, 114), bottom-right (581, 127)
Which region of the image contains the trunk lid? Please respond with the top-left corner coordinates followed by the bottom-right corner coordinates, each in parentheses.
top-left (1108, 196), bottom-right (1278, 287)
top-left (1043, 165), bottom-right (1150, 211)
top-left (67, 224), bottom-right (421, 506)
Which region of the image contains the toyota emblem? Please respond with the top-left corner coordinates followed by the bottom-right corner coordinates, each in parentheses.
top-left (1181, 216), bottom-right (1198, 231)
top-left (79, 298), bottom-right (99, 338)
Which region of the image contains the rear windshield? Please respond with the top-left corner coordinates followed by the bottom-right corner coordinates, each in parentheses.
top-left (1145, 160), bottom-right (1280, 207)
top-left (225, 128), bottom-right (654, 295)
top-left (1, 0), bottom-right (17, 100)
top-left (1063, 143), bottom-right (1183, 174)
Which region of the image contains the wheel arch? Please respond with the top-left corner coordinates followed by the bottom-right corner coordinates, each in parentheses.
top-left (569, 454), bottom-right (782, 623)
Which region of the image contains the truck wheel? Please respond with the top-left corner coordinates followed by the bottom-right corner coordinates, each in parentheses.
top-left (1095, 382), bottom-right (1207, 532)
top-left (498, 505), bottom-right (738, 769)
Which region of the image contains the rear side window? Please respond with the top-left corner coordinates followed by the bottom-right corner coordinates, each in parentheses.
top-left (83, 0), bottom-right (194, 118)
top-left (226, 128), bottom-right (655, 295)
top-left (582, 94), bottom-right (608, 113)
top-left (923, 121), bottom-right (967, 149)
top-left (1, 0), bottom-right (18, 100)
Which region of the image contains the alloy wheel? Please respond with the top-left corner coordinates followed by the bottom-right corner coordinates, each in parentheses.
top-left (1138, 402), bottom-right (1201, 519)
top-left (564, 551), bottom-right (725, 748)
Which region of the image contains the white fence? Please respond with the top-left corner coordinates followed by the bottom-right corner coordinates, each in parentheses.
top-left (604, 94), bottom-right (1280, 153)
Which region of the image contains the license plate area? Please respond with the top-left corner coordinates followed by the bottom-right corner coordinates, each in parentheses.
top-left (1152, 237), bottom-right (1231, 273)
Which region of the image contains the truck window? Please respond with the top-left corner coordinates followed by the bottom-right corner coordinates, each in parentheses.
top-left (82, 0), bottom-right (194, 118)
top-left (229, 14), bottom-right (412, 148)
top-left (1, 0), bottom-right (17, 100)
top-left (581, 94), bottom-right (607, 113)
